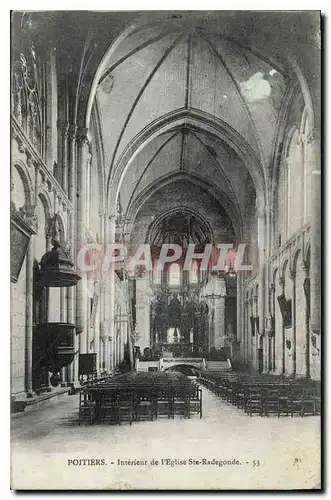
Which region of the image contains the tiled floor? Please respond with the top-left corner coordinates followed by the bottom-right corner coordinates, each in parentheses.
top-left (11, 387), bottom-right (321, 490)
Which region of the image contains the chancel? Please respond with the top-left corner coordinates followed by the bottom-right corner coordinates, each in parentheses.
top-left (10, 11), bottom-right (321, 490)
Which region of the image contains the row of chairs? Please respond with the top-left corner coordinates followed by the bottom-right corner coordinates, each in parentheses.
top-left (79, 387), bottom-right (202, 425)
top-left (200, 373), bottom-right (320, 418)
top-left (78, 370), bottom-right (203, 425)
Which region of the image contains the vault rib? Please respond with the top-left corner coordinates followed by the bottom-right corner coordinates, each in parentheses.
top-left (99, 30), bottom-right (181, 85)
top-left (106, 33), bottom-right (185, 196)
top-left (190, 130), bottom-right (241, 217)
top-left (127, 130), bottom-right (180, 211)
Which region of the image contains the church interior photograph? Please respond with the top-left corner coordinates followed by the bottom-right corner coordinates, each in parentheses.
top-left (10, 10), bottom-right (321, 490)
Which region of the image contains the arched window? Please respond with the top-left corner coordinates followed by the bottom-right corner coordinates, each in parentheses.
top-left (11, 166), bottom-right (26, 210)
top-left (168, 263), bottom-right (181, 286)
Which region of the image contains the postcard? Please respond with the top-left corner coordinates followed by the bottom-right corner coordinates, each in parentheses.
top-left (10, 10), bottom-right (321, 490)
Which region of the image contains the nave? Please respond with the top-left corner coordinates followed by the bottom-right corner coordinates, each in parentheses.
top-left (10, 10), bottom-right (321, 490)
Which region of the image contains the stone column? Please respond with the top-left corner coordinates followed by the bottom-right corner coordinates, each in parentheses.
top-left (104, 213), bottom-right (116, 372)
top-left (25, 239), bottom-right (35, 398)
top-left (68, 124), bottom-right (77, 204)
top-left (44, 225), bottom-right (53, 391)
top-left (213, 296), bottom-right (226, 350)
top-left (243, 299), bottom-right (249, 363)
top-left (279, 276), bottom-right (286, 375)
top-left (307, 130), bottom-right (321, 380)
top-left (257, 210), bottom-right (266, 336)
top-left (68, 125), bottom-right (79, 382)
top-left (75, 128), bottom-right (89, 355)
top-left (203, 275), bottom-right (226, 351)
top-left (66, 286), bottom-right (75, 385)
top-left (264, 205), bottom-right (273, 372)
top-left (290, 270), bottom-right (296, 377)
top-left (236, 275), bottom-right (243, 345)
top-left (269, 283), bottom-right (276, 372)
top-left (135, 277), bottom-right (151, 351)
top-left (248, 306), bottom-right (252, 368)
top-left (57, 121), bottom-right (69, 193)
top-left (59, 286), bottom-right (66, 386)
top-left (253, 294), bottom-right (258, 369)
top-left (303, 264), bottom-right (310, 378)
top-left (99, 282), bottom-right (106, 372)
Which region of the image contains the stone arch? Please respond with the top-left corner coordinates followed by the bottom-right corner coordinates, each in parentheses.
top-left (126, 170), bottom-right (243, 241)
top-left (107, 109), bottom-right (265, 215)
top-left (280, 257), bottom-right (289, 282)
top-left (270, 93), bottom-right (306, 247)
top-left (91, 95), bottom-right (106, 209)
top-left (35, 193), bottom-right (51, 262)
top-left (290, 246), bottom-right (303, 277)
top-left (145, 206), bottom-right (215, 246)
top-left (286, 54), bottom-right (317, 131)
top-left (272, 266), bottom-right (279, 287)
top-left (83, 20), bottom-right (141, 129)
top-left (37, 190), bottom-right (52, 220)
top-left (54, 211), bottom-right (67, 245)
top-left (303, 241), bottom-right (311, 272)
top-left (11, 160), bottom-right (34, 209)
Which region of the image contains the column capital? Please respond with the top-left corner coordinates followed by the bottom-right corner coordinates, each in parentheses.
top-left (76, 127), bottom-right (90, 146)
top-left (256, 208), bottom-right (266, 219)
top-left (283, 157), bottom-right (291, 169)
top-left (68, 123), bottom-right (78, 140)
top-left (270, 283), bottom-right (275, 292)
top-left (105, 211), bottom-right (117, 220)
top-left (214, 294), bottom-right (226, 302)
top-left (307, 128), bottom-right (320, 145)
top-left (302, 261), bottom-right (310, 276)
top-left (278, 276), bottom-right (285, 288)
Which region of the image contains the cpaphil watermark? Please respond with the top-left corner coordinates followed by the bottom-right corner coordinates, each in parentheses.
top-left (76, 242), bottom-right (255, 277)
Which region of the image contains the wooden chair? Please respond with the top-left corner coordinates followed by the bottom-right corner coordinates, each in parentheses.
top-left (291, 388), bottom-right (317, 417)
top-left (115, 391), bottom-right (134, 425)
top-left (79, 389), bottom-right (97, 425)
top-left (246, 387), bottom-right (264, 417)
top-left (264, 387), bottom-right (279, 417)
top-left (277, 385), bottom-right (291, 417)
top-left (189, 388), bottom-right (202, 418)
top-left (134, 394), bottom-right (155, 422)
top-left (155, 388), bottom-right (172, 419)
top-left (235, 384), bottom-right (247, 411)
top-left (99, 391), bottom-right (117, 424)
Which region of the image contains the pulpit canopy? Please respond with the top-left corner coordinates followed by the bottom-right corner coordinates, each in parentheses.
top-left (37, 241), bottom-right (81, 287)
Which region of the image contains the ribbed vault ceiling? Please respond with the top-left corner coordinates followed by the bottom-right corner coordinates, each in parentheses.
top-left (118, 127), bottom-right (253, 219)
top-left (94, 16), bottom-right (290, 233)
top-left (97, 25), bottom-right (287, 173)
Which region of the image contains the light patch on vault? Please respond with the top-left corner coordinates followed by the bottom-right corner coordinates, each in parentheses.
top-left (239, 71), bottom-right (272, 103)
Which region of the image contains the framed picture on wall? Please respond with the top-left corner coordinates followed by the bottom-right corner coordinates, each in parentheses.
top-left (10, 211), bottom-right (35, 283)
top-left (277, 294), bottom-right (292, 328)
